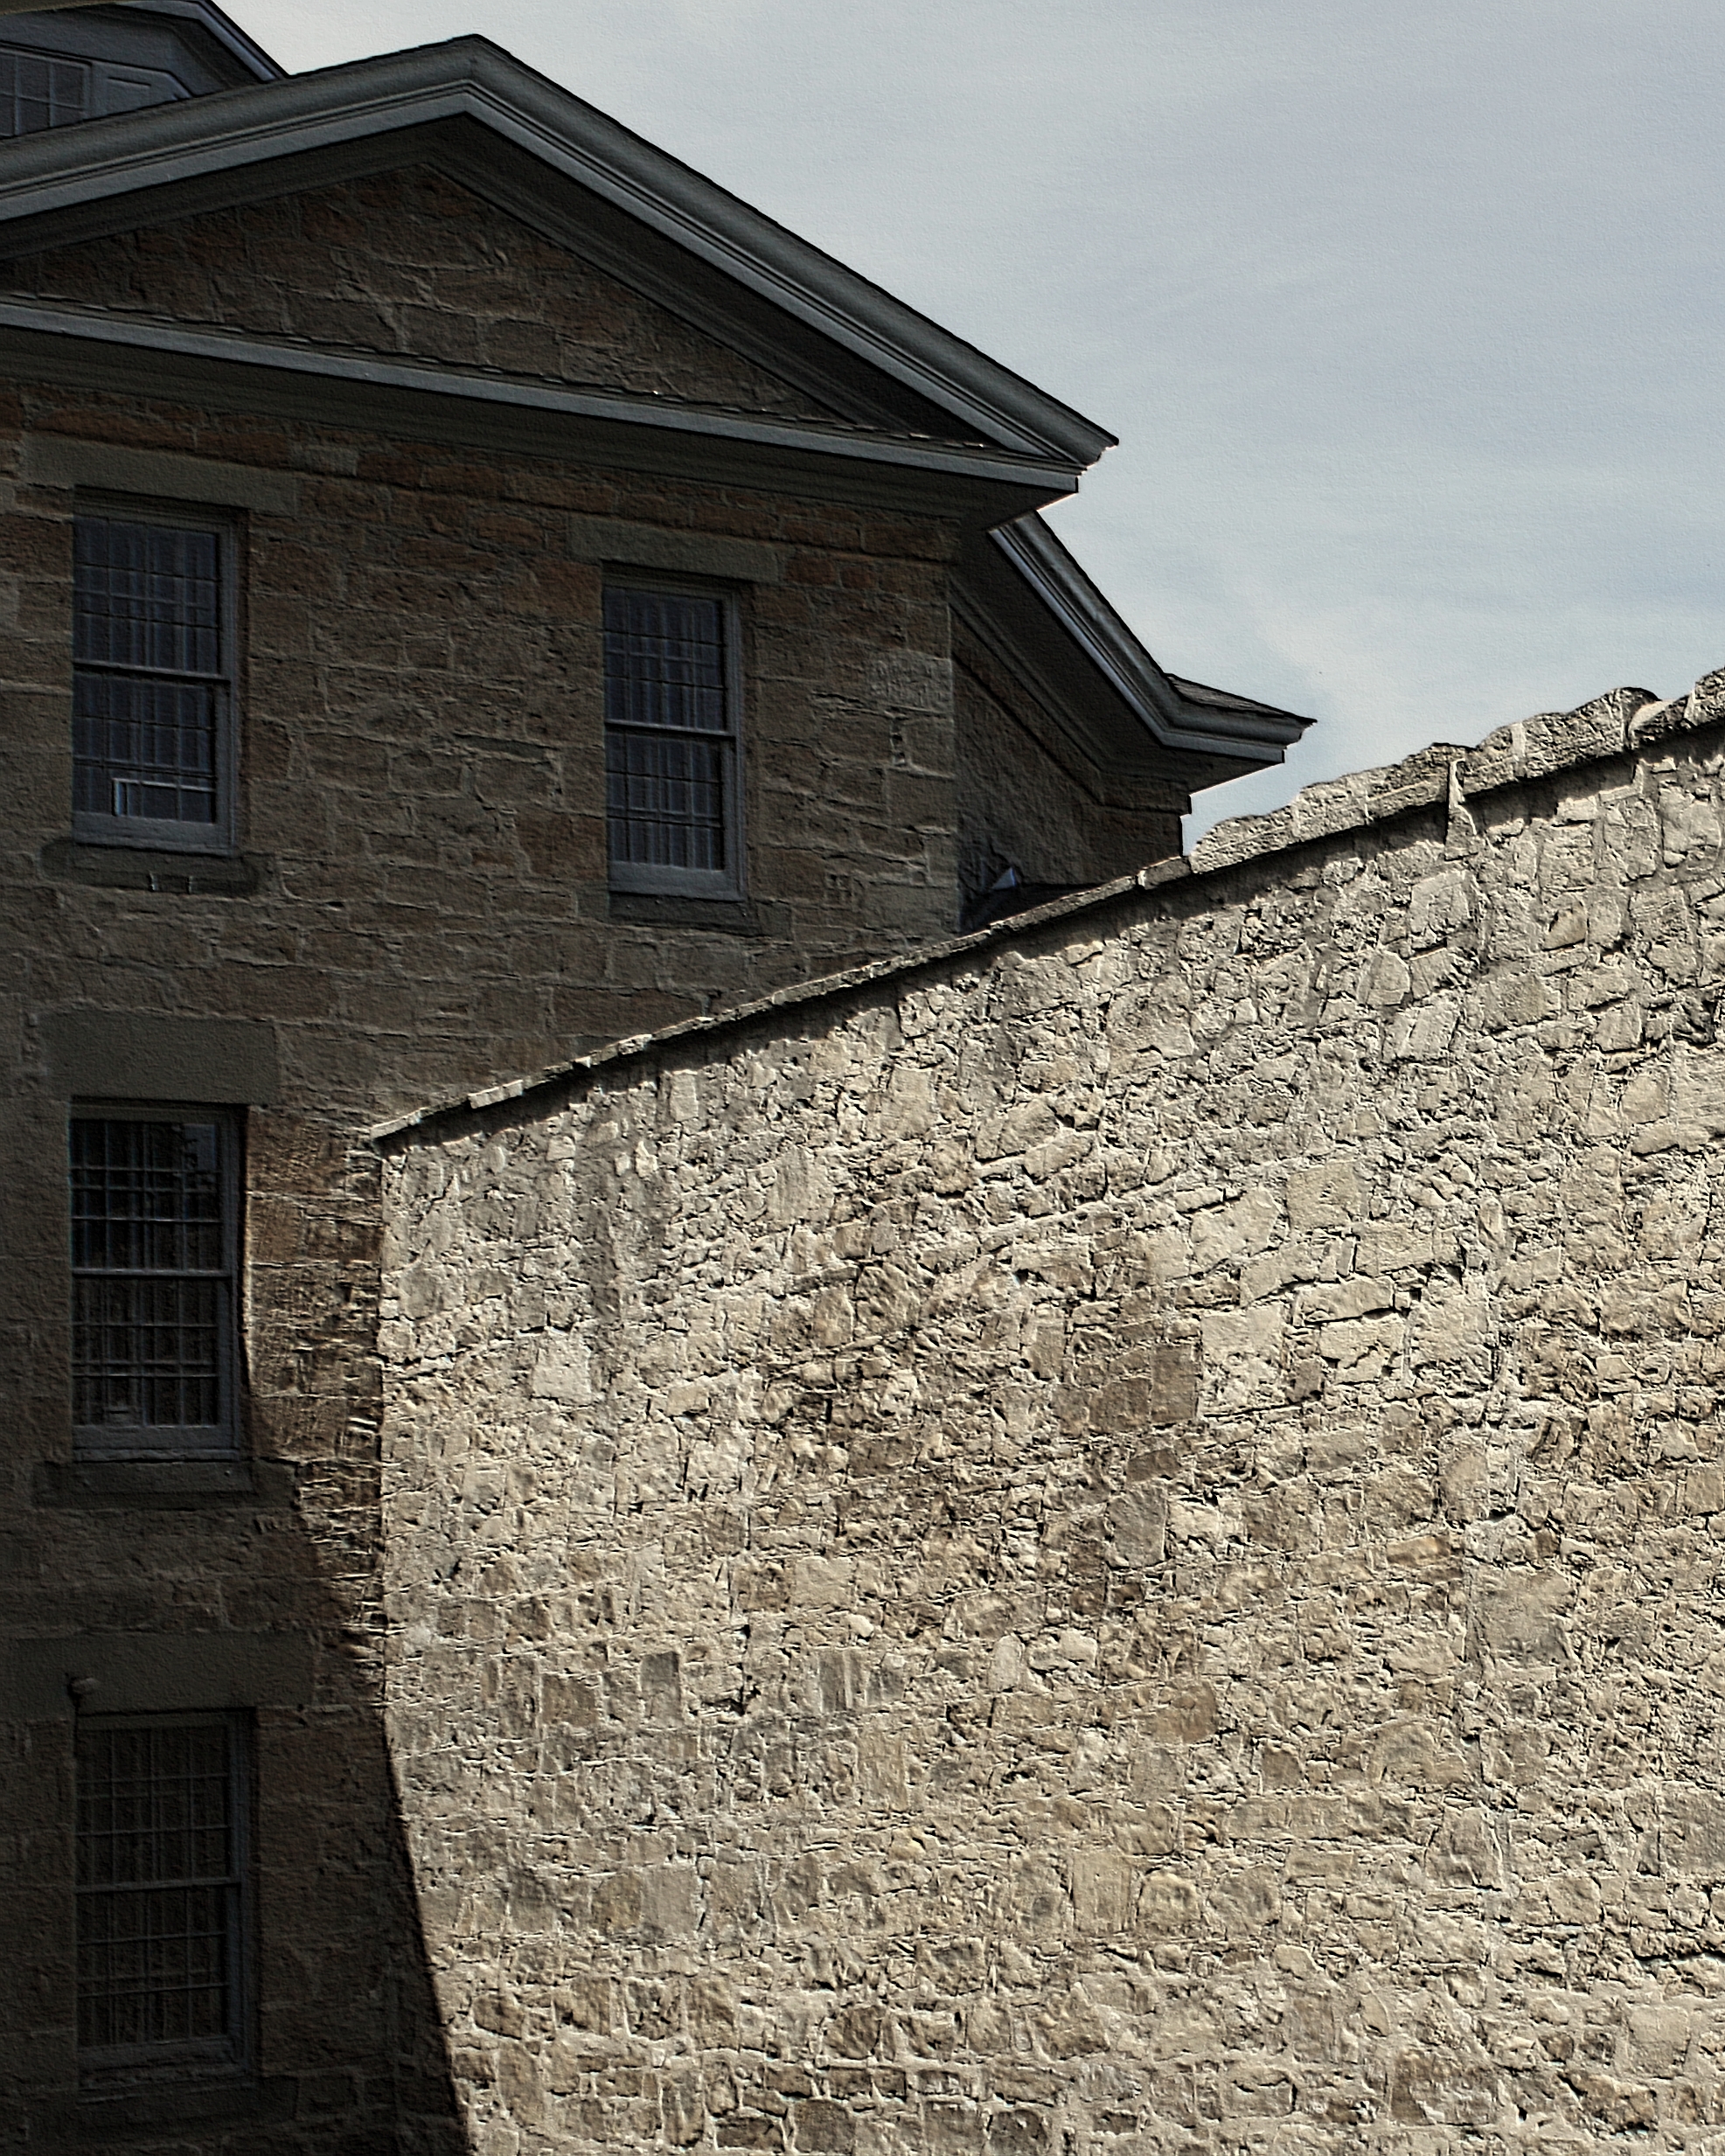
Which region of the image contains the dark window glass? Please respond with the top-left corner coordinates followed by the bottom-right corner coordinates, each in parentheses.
top-left (76, 1720), bottom-right (243, 2064)
top-left (603, 588), bottom-right (734, 879)
top-left (70, 1118), bottom-right (233, 1449)
top-left (0, 48), bottom-right (87, 136)
top-left (73, 518), bottom-right (224, 829)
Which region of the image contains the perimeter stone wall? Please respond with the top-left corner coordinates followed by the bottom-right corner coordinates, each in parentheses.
top-left (379, 669), bottom-right (1725, 2156)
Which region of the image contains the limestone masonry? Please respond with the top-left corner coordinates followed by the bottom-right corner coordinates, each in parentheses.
top-left (6, 8), bottom-right (1717, 2153)
top-left (380, 671), bottom-right (1725, 2154)
top-left (3, 23), bottom-right (1302, 2142)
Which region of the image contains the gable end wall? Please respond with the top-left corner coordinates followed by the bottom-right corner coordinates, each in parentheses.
top-left (954, 619), bottom-right (1185, 903)
top-left (3, 165), bottom-right (844, 421)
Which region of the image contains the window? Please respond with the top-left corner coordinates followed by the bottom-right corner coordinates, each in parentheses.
top-left (70, 1113), bottom-right (240, 1458)
top-left (76, 1715), bottom-right (247, 2076)
top-left (0, 45), bottom-right (87, 135)
top-left (604, 584), bottom-right (742, 897)
top-left (73, 509), bottom-right (236, 853)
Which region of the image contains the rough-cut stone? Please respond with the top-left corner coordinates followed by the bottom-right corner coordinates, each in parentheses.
top-left (381, 673), bottom-right (1725, 2155)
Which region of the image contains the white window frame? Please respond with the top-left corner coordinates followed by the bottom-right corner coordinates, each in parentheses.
top-left (603, 577), bottom-right (745, 901)
top-left (70, 497), bottom-right (240, 857)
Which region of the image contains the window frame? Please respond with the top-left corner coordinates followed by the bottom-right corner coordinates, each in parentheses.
top-left (0, 42), bottom-right (89, 134)
top-left (68, 1104), bottom-right (244, 1463)
top-left (73, 1709), bottom-right (253, 2086)
top-left (70, 496), bottom-right (240, 858)
top-left (602, 575), bottom-right (746, 901)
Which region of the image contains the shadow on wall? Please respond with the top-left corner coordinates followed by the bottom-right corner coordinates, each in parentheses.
top-left (9, 1118), bottom-right (469, 2152)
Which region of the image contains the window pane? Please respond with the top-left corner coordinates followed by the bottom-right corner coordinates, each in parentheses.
top-left (603, 588), bottom-right (734, 880)
top-left (74, 520), bottom-right (220, 674)
top-left (72, 1121), bottom-right (222, 1273)
top-left (72, 518), bottom-right (225, 834)
top-left (608, 729), bottom-right (727, 872)
top-left (72, 1278), bottom-right (224, 1430)
top-left (73, 674), bottom-right (219, 825)
top-left (77, 1723), bottom-right (237, 2055)
top-left (78, 1725), bottom-right (233, 1888)
top-left (71, 1120), bottom-right (230, 1442)
top-left (78, 1885), bottom-right (232, 2049)
top-left (602, 589), bottom-right (727, 734)
top-left (0, 49), bottom-right (87, 136)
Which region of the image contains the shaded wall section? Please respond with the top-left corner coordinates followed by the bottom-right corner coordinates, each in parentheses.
top-left (953, 624), bottom-right (1183, 915)
top-left (379, 669), bottom-right (1725, 2154)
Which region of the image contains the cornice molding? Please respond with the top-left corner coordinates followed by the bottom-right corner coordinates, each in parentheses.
top-left (989, 516), bottom-right (1312, 763)
top-left (0, 38), bottom-right (1115, 468)
top-left (0, 298), bottom-right (1082, 496)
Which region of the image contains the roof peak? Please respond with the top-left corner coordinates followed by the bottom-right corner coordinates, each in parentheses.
top-left (0, 29), bottom-right (1111, 470)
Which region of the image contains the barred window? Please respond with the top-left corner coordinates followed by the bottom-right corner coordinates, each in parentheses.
top-left (604, 586), bottom-right (741, 897)
top-left (70, 1114), bottom-right (238, 1457)
top-left (76, 1716), bottom-right (247, 2072)
top-left (73, 511), bottom-right (234, 851)
top-left (0, 46), bottom-right (87, 135)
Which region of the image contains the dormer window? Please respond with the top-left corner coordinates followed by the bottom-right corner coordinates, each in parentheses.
top-left (0, 45), bottom-right (88, 135)
top-left (0, 3), bottom-right (280, 133)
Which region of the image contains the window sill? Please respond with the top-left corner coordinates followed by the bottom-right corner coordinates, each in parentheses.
top-left (38, 2076), bottom-right (297, 2142)
top-left (609, 890), bottom-right (761, 933)
top-left (34, 1457), bottom-right (296, 1509)
top-left (41, 838), bottom-right (265, 894)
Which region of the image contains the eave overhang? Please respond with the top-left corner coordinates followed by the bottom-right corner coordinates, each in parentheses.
top-left (0, 298), bottom-right (1080, 520)
top-left (956, 515), bottom-right (1313, 802)
top-left (0, 36), bottom-right (1115, 470)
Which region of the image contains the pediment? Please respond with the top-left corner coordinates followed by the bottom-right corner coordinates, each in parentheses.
top-left (0, 37), bottom-right (1114, 463)
top-left (0, 29), bottom-right (1314, 793)
top-left (3, 163), bottom-right (846, 423)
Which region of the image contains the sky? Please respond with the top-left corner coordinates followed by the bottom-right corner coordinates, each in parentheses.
top-left (240, 0), bottom-right (1725, 843)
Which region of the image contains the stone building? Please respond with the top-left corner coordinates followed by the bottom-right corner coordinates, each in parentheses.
top-left (0, 3), bottom-right (1307, 2149)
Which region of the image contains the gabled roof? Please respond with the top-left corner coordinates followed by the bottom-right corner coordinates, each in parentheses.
top-left (997, 515), bottom-right (1311, 766)
top-left (0, 32), bottom-right (1113, 469)
top-left (0, 18), bottom-right (1310, 795)
top-left (0, 2), bottom-right (282, 94)
top-left (956, 515), bottom-right (1312, 798)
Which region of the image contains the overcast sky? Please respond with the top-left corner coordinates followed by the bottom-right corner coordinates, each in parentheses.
top-left (244, 0), bottom-right (1725, 842)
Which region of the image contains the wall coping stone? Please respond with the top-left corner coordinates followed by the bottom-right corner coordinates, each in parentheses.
top-left (371, 664), bottom-right (1725, 1146)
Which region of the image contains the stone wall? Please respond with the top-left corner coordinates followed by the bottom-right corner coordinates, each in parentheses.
top-left (379, 666), bottom-right (1725, 2155)
top-left (4, 167), bottom-right (841, 421)
top-left (3, 389), bottom-right (966, 1097)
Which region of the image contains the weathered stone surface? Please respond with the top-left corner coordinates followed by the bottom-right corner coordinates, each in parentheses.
top-left (8, 168), bottom-right (842, 422)
top-left (0, 239), bottom-right (1180, 2152)
top-left (383, 680), bottom-right (1725, 2154)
